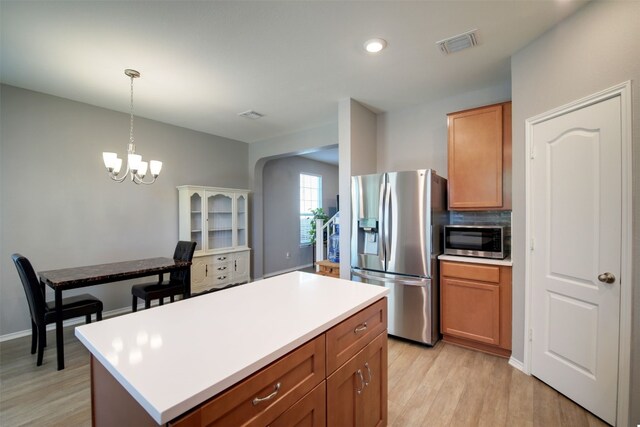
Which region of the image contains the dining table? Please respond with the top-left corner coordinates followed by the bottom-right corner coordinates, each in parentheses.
top-left (38, 257), bottom-right (192, 370)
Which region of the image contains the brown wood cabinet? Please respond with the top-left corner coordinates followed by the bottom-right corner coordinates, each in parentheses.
top-left (316, 260), bottom-right (340, 278)
top-left (440, 261), bottom-right (512, 357)
top-left (447, 101), bottom-right (512, 210)
top-left (327, 332), bottom-right (388, 427)
top-left (166, 298), bottom-right (388, 427)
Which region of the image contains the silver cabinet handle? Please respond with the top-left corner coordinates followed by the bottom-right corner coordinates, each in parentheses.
top-left (217, 266), bottom-right (226, 271)
top-left (598, 272), bottom-right (615, 284)
top-left (217, 275), bottom-right (227, 280)
top-left (252, 382), bottom-right (281, 406)
top-left (354, 322), bottom-right (367, 334)
top-left (364, 362), bottom-right (372, 386)
top-left (217, 256), bottom-right (227, 261)
top-left (356, 369), bottom-right (365, 395)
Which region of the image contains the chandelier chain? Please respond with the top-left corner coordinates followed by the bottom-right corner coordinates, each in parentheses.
top-left (129, 74), bottom-right (135, 145)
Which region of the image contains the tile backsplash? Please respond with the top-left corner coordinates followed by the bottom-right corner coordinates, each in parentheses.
top-left (449, 210), bottom-right (512, 226)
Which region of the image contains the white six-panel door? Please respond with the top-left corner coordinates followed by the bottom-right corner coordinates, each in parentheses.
top-left (530, 95), bottom-right (621, 425)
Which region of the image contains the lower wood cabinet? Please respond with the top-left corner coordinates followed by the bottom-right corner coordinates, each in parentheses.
top-left (269, 382), bottom-right (326, 427)
top-left (167, 299), bottom-right (388, 427)
top-left (327, 331), bottom-right (388, 427)
top-left (440, 261), bottom-right (512, 357)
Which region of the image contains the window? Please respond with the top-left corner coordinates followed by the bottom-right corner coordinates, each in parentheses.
top-left (299, 173), bottom-right (322, 245)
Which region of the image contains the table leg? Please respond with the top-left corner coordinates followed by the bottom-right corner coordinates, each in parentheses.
top-left (55, 288), bottom-right (64, 370)
top-left (184, 267), bottom-right (191, 299)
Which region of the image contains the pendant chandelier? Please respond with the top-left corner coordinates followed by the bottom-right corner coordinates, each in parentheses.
top-left (102, 69), bottom-right (162, 184)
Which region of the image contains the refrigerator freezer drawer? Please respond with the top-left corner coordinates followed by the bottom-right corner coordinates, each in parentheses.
top-left (351, 269), bottom-right (439, 345)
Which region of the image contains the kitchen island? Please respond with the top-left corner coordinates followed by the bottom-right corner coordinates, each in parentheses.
top-left (75, 271), bottom-right (389, 426)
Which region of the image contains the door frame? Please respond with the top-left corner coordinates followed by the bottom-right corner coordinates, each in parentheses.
top-left (524, 81), bottom-right (632, 426)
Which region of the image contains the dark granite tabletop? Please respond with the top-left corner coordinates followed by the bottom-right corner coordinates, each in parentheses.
top-left (39, 257), bottom-right (191, 290)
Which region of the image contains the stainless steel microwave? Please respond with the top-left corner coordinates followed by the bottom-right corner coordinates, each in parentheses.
top-left (443, 225), bottom-right (509, 259)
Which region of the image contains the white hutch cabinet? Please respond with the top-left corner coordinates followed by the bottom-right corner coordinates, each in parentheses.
top-left (178, 186), bottom-right (251, 293)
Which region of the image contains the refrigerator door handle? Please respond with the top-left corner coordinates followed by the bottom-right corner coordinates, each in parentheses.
top-left (378, 176), bottom-right (387, 269)
top-left (383, 177), bottom-right (392, 269)
top-left (351, 269), bottom-right (428, 287)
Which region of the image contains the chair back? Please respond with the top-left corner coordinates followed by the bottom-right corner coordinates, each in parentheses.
top-left (170, 241), bottom-right (197, 282)
top-left (11, 254), bottom-right (47, 326)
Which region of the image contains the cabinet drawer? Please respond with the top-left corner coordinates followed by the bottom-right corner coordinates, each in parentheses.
top-left (326, 298), bottom-right (387, 375)
top-left (212, 254), bottom-right (231, 263)
top-left (441, 261), bottom-right (500, 283)
top-left (199, 334), bottom-right (325, 426)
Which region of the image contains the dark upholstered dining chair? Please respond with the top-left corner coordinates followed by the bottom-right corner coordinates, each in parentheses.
top-left (11, 253), bottom-right (103, 367)
top-left (131, 241), bottom-right (196, 312)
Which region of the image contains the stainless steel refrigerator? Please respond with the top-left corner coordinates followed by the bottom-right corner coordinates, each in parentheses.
top-left (350, 169), bottom-right (447, 345)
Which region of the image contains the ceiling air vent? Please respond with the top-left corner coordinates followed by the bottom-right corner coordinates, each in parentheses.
top-left (437, 29), bottom-right (479, 55)
top-left (238, 110), bottom-right (264, 120)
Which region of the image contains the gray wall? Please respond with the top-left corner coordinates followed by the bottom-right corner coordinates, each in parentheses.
top-left (377, 81), bottom-right (511, 176)
top-left (0, 85), bottom-right (248, 336)
top-left (248, 122), bottom-right (338, 279)
top-left (262, 156), bottom-right (338, 276)
top-left (511, 1), bottom-right (640, 424)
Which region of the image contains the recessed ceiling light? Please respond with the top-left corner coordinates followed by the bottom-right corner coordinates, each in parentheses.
top-left (364, 38), bottom-right (387, 54)
top-left (238, 110), bottom-right (264, 120)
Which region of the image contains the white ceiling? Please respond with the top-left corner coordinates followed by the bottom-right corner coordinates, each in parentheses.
top-left (1, 1), bottom-right (588, 144)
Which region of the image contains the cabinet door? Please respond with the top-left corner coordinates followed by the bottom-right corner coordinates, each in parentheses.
top-left (441, 277), bottom-right (500, 345)
top-left (327, 332), bottom-right (387, 427)
top-left (269, 382), bottom-right (326, 427)
top-left (448, 104), bottom-right (503, 209)
top-left (232, 251), bottom-right (250, 284)
top-left (235, 193), bottom-right (248, 248)
top-left (190, 256), bottom-right (210, 294)
top-left (188, 189), bottom-right (205, 254)
top-left (206, 192), bottom-right (234, 251)
top-left (359, 332), bottom-right (387, 427)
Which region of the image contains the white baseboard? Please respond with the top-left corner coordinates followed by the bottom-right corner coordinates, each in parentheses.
top-left (0, 305), bottom-right (140, 343)
top-left (508, 356), bottom-right (527, 374)
top-left (263, 264), bottom-right (313, 279)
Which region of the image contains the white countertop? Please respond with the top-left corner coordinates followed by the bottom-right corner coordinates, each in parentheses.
top-left (438, 254), bottom-right (513, 266)
top-left (75, 272), bottom-right (388, 424)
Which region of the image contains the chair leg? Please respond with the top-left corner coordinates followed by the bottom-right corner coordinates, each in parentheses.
top-left (30, 321), bottom-right (37, 355)
top-left (132, 295), bottom-right (138, 312)
top-left (86, 314), bottom-right (91, 324)
top-left (145, 298), bottom-right (151, 309)
top-left (97, 310), bottom-right (102, 321)
top-left (36, 325), bottom-right (46, 366)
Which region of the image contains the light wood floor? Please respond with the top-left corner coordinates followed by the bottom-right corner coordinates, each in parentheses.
top-left (0, 328), bottom-right (607, 426)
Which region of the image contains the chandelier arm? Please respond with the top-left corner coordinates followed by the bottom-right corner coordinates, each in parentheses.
top-left (107, 164), bottom-right (131, 183)
top-left (132, 174), bottom-right (157, 185)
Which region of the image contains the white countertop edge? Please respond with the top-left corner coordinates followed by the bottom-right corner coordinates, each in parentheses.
top-left (438, 254), bottom-right (513, 266)
top-left (76, 290), bottom-right (388, 424)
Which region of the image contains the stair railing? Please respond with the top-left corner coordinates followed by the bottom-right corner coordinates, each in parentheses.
top-left (315, 212), bottom-right (339, 270)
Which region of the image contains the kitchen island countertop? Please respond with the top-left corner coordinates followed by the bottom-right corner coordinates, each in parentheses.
top-left (75, 271), bottom-right (388, 424)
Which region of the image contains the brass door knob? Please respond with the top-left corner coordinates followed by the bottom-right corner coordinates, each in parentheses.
top-left (597, 272), bottom-right (616, 284)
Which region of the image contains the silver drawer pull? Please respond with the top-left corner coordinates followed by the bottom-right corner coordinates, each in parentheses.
top-left (354, 322), bottom-right (367, 334)
top-left (356, 369), bottom-right (365, 395)
top-left (217, 266), bottom-right (227, 271)
top-left (252, 382), bottom-right (281, 405)
top-left (218, 256), bottom-right (227, 261)
top-left (364, 362), bottom-right (372, 386)
top-left (218, 275), bottom-right (227, 280)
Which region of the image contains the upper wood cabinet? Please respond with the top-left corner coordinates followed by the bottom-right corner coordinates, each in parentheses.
top-left (447, 101), bottom-right (512, 210)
